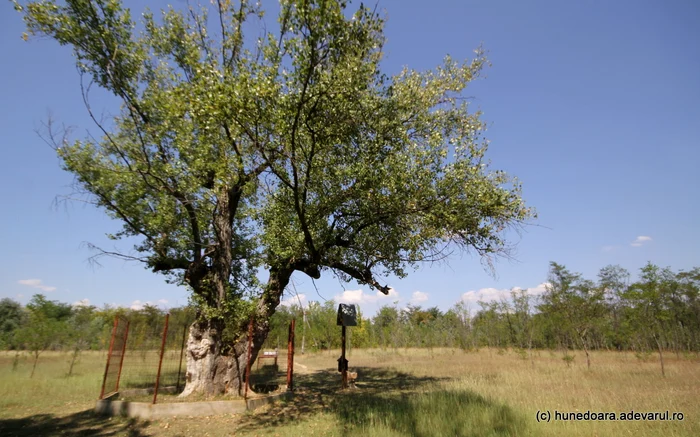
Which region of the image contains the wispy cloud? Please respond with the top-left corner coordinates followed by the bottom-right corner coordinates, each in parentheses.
top-left (334, 287), bottom-right (399, 305)
top-left (601, 245), bottom-right (619, 252)
top-left (461, 283), bottom-right (550, 304)
top-left (133, 299), bottom-right (170, 310)
top-left (281, 293), bottom-right (309, 309)
top-left (73, 299), bottom-right (91, 307)
top-left (410, 291), bottom-right (429, 304)
top-left (524, 283), bottom-right (550, 295)
top-left (17, 279), bottom-right (56, 292)
top-left (630, 235), bottom-right (652, 247)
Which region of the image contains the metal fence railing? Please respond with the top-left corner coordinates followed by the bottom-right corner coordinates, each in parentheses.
top-left (100, 315), bottom-right (296, 402)
top-left (99, 315), bottom-right (129, 399)
top-left (99, 313), bottom-right (189, 403)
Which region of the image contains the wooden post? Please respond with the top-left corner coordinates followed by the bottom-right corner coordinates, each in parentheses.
top-left (176, 324), bottom-right (187, 392)
top-left (341, 325), bottom-right (347, 389)
top-left (153, 313), bottom-right (169, 404)
top-left (287, 319), bottom-right (295, 391)
top-left (99, 316), bottom-right (118, 399)
top-left (244, 315), bottom-right (254, 399)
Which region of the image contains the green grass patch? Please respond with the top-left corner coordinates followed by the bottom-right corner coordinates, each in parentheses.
top-left (334, 389), bottom-right (525, 437)
top-left (1, 348), bottom-right (699, 436)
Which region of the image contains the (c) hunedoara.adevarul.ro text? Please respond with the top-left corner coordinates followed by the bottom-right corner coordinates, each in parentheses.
top-left (536, 410), bottom-right (684, 422)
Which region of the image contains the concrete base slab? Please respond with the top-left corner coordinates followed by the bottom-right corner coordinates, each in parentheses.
top-left (119, 386), bottom-right (178, 397)
top-left (246, 391), bottom-right (292, 410)
top-left (95, 391), bottom-right (292, 420)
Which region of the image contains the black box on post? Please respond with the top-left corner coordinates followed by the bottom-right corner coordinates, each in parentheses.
top-left (337, 303), bottom-right (358, 326)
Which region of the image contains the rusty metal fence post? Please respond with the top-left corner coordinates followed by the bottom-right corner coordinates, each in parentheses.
top-left (287, 319), bottom-right (295, 391)
top-left (99, 316), bottom-right (119, 399)
top-left (115, 319), bottom-right (130, 392)
top-left (244, 315), bottom-right (254, 399)
top-left (153, 313), bottom-right (170, 404)
top-left (176, 324), bottom-right (187, 392)
top-left (99, 315), bottom-right (130, 399)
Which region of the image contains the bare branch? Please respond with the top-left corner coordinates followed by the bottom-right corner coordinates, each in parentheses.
top-left (81, 241), bottom-right (149, 270)
top-left (330, 262), bottom-right (391, 295)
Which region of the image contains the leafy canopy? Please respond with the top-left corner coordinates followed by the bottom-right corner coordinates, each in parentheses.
top-left (14, 0), bottom-right (535, 319)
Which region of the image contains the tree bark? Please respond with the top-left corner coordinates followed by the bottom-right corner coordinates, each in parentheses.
top-left (30, 351), bottom-right (39, 378)
top-left (653, 333), bottom-right (665, 377)
top-left (67, 346), bottom-right (80, 377)
top-left (577, 329), bottom-right (591, 370)
top-left (180, 264), bottom-right (293, 397)
top-left (582, 338), bottom-right (591, 370)
top-left (528, 330), bottom-right (534, 369)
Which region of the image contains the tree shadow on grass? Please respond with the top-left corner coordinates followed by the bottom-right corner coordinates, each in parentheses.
top-left (237, 367), bottom-right (465, 431)
top-left (332, 388), bottom-right (527, 437)
top-left (0, 409), bottom-right (150, 437)
top-left (237, 366), bottom-right (529, 436)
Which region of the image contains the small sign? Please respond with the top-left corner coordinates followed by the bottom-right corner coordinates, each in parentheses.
top-left (337, 303), bottom-right (358, 326)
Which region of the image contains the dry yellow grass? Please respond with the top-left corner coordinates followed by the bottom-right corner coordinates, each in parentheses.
top-left (1, 348), bottom-right (698, 436)
top-left (323, 348), bottom-right (700, 437)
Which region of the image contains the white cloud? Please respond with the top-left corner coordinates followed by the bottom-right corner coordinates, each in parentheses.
top-left (281, 293), bottom-right (308, 309)
top-left (17, 279), bottom-right (56, 292)
top-left (461, 283), bottom-right (550, 304)
top-left (410, 291), bottom-right (429, 304)
top-left (524, 283), bottom-right (550, 296)
top-left (336, 289), bottom-right (365, 304)
top-left (73, 299), bottom-right (91, 307)
top-left (334, 287), bottom-right (399, 305)
top-left (461, 287), bottom-right (507, 304)
top-left (602, 245), bottom-right (618, 252)
top-left (16, 294), bottom-right (24, 299)
top-left (386, 287), bottom-right (399, 299)
top-left (129, 299), bottom-right (169, 310)
top-left (631, 236), bottom-right (652, 247)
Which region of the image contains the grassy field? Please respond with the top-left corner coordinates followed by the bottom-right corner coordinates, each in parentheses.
top-left (1, 348), bottom-right (698, 436)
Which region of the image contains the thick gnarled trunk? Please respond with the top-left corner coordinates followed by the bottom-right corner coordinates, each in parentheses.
top-left (181, 265), bottom-right (293, 397)
top-left (181, 319), bottom-right (245, 397)
top-left (180, 318), bottom-right (274, 397)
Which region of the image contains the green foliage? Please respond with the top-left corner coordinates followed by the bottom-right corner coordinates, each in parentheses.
top-left (562, 352), bottom-right (575, 367)
top-left (8, 4), bottom-right (698, 367)
top-left (634, 350), bottom-right (653, 362)
top-left (3, 294), bottom-right (194, 367)
top-left (14, 304), bottom-right (63, 377)
top-left (15, 311), bottom-right (60, 353)
top-left (25, 294), bottom-right (73, 322)
top-left (13, 0), bottom-right (534, 344)
top-left (3, 258), bottom-right (700, 360)
top-left (0, 298), bottom-right (26, 348)
top-left (263, 260), bottom-right (700, 357)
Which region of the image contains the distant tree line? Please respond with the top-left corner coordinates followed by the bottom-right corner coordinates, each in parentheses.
top-left (3, 262), bottom-right (698, 375)
top-left (0, 295), bottom-right (193, 377)
top-left (267, 262), bottom-right (700, 373)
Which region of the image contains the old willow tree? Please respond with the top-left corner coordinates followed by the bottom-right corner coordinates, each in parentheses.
top-left (15, 0), bottom-right (535, 395)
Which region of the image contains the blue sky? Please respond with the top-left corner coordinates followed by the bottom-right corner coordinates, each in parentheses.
top-left (1, 0), bottom-right (698, 316)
